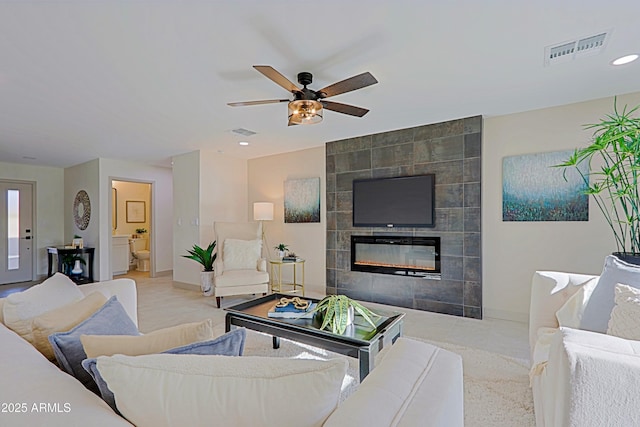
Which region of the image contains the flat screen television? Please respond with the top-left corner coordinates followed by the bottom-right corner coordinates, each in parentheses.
top-left (352, 174), bottom-right (435, 228)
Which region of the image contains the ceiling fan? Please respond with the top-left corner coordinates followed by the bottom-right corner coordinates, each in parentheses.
top-left (228, 65), bottom-right (378, 126)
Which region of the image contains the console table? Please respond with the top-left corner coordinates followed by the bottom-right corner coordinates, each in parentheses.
top-left (47, 247), bottom-right (95, 285)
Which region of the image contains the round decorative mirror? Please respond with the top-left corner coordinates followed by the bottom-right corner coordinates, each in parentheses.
top-left (73, 190), bottom-right (91, 230)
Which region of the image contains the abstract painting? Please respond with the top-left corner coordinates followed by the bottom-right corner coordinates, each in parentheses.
top-left (284, 178), bottom-right (320, 223)
top-left (502, 150), bottom-right (588, 221)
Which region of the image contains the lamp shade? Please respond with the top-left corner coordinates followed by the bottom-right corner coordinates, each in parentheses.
top-left (253, 202), bottom-right (274, 221)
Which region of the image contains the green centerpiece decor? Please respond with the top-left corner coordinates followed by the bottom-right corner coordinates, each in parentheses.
top-left (558, 98), bottom-right (640, 262)
top-left (309, 294), bottom-right (380, 335)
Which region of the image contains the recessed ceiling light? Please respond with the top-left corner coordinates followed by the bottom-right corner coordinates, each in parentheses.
top-left (239, 141), bottom-right (249, 146)
top-left (611, 54), bottom-right (639, 66)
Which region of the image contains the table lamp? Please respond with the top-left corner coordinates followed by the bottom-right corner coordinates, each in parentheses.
top-left (253, 202), bottom-right (274, 259)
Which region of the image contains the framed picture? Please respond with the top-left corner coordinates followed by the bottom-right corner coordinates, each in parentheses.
top-left (126, 200), bottom-right (146, 223)
top-left (502, 150), bottom-right (588, 222)
top-left (284, 178), bottom-right (320, 223)
top-left (112, 188), bottom-right (117, 230)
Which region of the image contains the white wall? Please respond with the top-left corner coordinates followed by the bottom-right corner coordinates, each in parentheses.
top-left (483, 91), bottom-right (640, 322)
top-left (0, 161), bottom-right (64, 278)
top-left (199, 150), bottom-right (248, 244)
top-left (248, 146), bottom-right (326, 295)
top-left (64, 159), bottom-right (100, 275)
top-left (65, 158), bottom-right (173, 281)
top-left (99, 158), bottom-right (173, 279)
top-left (172, 151), bottom-right (201, 285)
top-left (172, 150), bottom-right (248, 286)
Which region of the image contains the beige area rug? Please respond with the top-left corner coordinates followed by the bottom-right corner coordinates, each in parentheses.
top-left (242, 330), bottom-right (534, 427)
top-left (135, 279), bottom-right (533, 426)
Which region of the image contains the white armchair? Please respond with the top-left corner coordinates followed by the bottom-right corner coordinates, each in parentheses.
top-left (529, 271), bottom-right (640, 427)
top-left (213, 222), bottom-right (269, 308)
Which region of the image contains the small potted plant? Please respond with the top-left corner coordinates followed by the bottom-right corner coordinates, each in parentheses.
top-left (61, 254), bottom-right (85, 276)
top-left (308, 294), bottom-right (381, 335)
top-left (274, 243), bottom-right (289, 259)
top-left (134, 228), bottom-right (147, 239)
top-left (182, 241), bottom-right (217, 296)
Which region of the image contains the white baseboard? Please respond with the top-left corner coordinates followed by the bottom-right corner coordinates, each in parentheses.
top-left (172, 281), bottom-right (200, 292)
top-left (483, 307), bottom-right (528, 324)
top-left (154, 269), bottom-right (172, 277)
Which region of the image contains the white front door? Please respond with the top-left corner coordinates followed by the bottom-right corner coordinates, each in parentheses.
top-left (0, 181), bottom-right (34, 284)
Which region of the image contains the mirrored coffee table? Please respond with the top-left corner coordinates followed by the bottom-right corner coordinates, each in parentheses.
top-left (225, 293), bottom-right (405, 381)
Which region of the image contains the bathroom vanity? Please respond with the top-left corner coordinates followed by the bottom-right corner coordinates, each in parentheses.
top-left (112, 235), bottom-right (130, 275)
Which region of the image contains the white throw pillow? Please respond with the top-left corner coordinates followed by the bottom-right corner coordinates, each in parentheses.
top-left (81, 318), bottom-right (216, 358)
top-left (607, 283), bottom-right (640, 341)
top-left (223, 238), bottom-right (262, 270)
top-left (581, 255), bottom-right (640, 333)
top-left (3, 273), bottom-right (83, 324)
top-left (555, 277), bottom-right (598, 328)
top-left (96, 354), bottom-right (347, 427)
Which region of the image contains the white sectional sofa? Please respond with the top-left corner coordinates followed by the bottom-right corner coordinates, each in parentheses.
top-left (0, 278), bottom-right (464, 427)
top-left (529, 270), bottom-right (640, 427)
top-left (0, 279), bottom-right (137, 426)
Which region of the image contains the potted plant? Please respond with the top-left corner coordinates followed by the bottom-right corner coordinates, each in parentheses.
top-left (61, 254), bottom-right (85, 276)
top-left (274, 243), bottom-right (289, 259)
top-left (182, 241), bottom-right (217, 296)
top-left (134, 228), bottom-right (147, 238)
top-left (558, 98), bottom-right (640, 263)
top-left (308, 294), bottom-right (381, 335)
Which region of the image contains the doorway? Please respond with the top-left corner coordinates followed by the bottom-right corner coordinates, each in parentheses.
top-left (111, 179), bottom-right (153, 279)
top-left (0, 181), bottom-right (34, 285)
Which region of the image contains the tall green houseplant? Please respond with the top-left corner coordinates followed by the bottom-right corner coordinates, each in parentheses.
top-left (558, 99), bottom-right (640, 258)
top-left (182, 241), bottom-right (217, 271)
top-left (182, 241), bottom-right (217, 296)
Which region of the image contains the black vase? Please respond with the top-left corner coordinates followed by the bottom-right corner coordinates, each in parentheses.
top-left (612, 252), bottom-right (640, 266)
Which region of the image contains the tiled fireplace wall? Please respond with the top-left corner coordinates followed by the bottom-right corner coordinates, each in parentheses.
top-left (325, 116), bottom-right (482, 318)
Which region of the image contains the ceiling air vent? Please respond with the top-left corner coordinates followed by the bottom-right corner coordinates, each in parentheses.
top-left (544, 31), bottom-right (610, 66)
top-left (231, 128), bottom-right (256, 137)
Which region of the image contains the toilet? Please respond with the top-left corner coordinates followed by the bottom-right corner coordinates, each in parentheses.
top-left (129, 238), bottom-right (150, 272)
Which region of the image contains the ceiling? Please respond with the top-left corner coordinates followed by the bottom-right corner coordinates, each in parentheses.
top-left (1, 1), bottom-right (639, 169)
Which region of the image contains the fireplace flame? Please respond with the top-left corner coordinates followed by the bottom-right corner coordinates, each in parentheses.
top-left (354, 260), bottom-right (435, 271)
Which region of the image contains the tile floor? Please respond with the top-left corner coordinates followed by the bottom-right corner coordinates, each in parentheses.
top-left (0, 271), bottom-right (531, 361)
top-left (127, 271), bottom-right (531, 361)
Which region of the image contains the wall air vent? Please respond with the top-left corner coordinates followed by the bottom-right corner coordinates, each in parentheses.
top-left (231, 128), bottom-right (256, 137)
top-left (544, 31), bottom-right (610, 66)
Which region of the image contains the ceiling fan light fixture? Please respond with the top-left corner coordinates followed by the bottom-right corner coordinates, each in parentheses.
top-left (288, 100), bottom-right (323, 125)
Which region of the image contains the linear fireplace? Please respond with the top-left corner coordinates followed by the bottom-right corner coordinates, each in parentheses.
top-left (351, 236), bottom-right (441, 279)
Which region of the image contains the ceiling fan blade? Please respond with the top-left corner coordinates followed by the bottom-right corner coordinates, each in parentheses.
top-left (321, 101), bottom-right (370, 117)
top-left (227, 99), bottom-right (289, 107)
top-left (254, 65), bottom-right (301, 94)
top-left (317, 72), bottom-right (378, 98)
